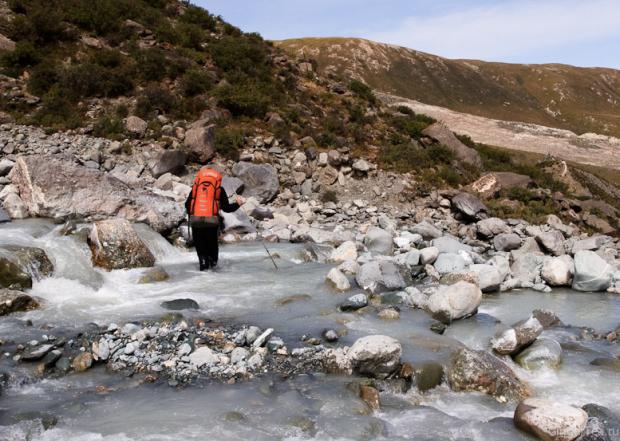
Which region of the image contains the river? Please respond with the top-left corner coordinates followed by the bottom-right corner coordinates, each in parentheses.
top-left (1, 220), bottom-right (619, 440)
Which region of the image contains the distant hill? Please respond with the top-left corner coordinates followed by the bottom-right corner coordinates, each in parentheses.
top-left (276, 38), bottom-right (620, 138)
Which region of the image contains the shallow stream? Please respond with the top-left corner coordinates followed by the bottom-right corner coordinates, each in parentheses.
top-left (1, 220), bottom-right (619, 440)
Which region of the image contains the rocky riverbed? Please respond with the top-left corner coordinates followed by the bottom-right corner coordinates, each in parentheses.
top-left (0, 123), bottom-right (620, 440)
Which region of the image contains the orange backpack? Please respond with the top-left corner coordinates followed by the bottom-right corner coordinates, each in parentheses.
top-left (189, 167), bottom-right (222, 227)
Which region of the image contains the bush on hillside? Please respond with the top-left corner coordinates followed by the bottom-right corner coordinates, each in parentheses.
top-left (180, 68), bottom-right (213, 97)
top-left (214, 127), bottom-right (244, 160)
top-left (349, 79), bottom-right (377, 105)
top-left (215, 81), bottom-right (274, 118)
top-left (0, 41), bottom-right (40, 76)
top-left (136, 84), bottom-right (177, 118)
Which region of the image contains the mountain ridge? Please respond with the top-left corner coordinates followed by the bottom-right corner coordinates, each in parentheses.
top-left (276, 37), bottom-right (620, 138)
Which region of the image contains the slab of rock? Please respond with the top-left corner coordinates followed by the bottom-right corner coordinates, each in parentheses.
top-left (161, 298), bottom-right (199, 310)
top-left (477, 217), bottom-right (511, 238)
top-left (452, 193), bottom-right (488, 220)
top-left (471, 172), bottom-right (534, 199)
top-left (347, 335), bottom-right (402, 378)
top-left (9, 155), bottom-right (184, 232)
top-left (222, 176), bottom-right (245, 196)
top-left (189, 347), bottom-right (219, 367)
top-left (492, 316), bottom-right (543, 355)
top-left (494, 233), bottom-right (522, 252)
top-left (340, 293), bottom-right (368, 311)
top-left (3, 193), bottom-right (28, 218)
top-left (220, 210), bottom-right (256, 234)
top-left (355, 261), bottom-right (406, 294)
top-left (411, 220), bottom-right (442, 240)
top-left (3, 246), bottom-right (54, 280)
top-left (541, 255), bottom-right (574, 286)
top-left (149, 150), bottom-right (187, 178)
top-left (88, 219), bottom-right (155, 270)
top-left (469, 264), bottom-right (503, 292)
top-left (232, 162), bottom-right (279, 203)
top-left (363, 227), bottom-right (393, 255)
top-left (514, 398), bottom-right (588, 441)
top-left (433, 253), bottom-right (467, 275)
top-left (184, 122), bottom-right (216, 163)
top-left (0, 289), bottom-right (39, 316)
top-left (448, 348), bottom-right (530, 402)
top-left (422, 123), bottom-right (482, 167)
top-left (426, 281), bottom-right (482, 324)
top-left (329, 241), bottom-right (358, 263)
top-left (138, 267), bottom-right (169, 284)
top-left (572, 251), bottom-right (613, 292)
top-left (575, 417), bottom-right (612, 441)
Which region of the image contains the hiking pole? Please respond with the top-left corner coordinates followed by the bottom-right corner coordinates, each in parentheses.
top-left (187, 214), bottom-right (192, 244)
top-left (262, 240), bottom-right (279, 271)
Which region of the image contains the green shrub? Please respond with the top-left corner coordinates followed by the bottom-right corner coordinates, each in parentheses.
top-left (0, 41), bottom-right (40, 76)
top-left (60, 62), bottom-right (134, 99)
top-left (320, 189), bottom-right (338, 203)
top-left (215, 81), bottom-right (273, 118)
top-left (349, 79), bottom-right (376, 105)
top-left (93, 115), bottom-right (125, 139)
top-left (136, 84), bottom-right (176, 118)
top-left (30, 85), bottom-right (82, 129)
top-left (27, 61), bottom-right (60, 95)
top-left (389, 115), bottom-right (432, 139)
top-left (214, 127), bottom-right (244, 160)
top-left (209, 34), bottom-right (271, 80)
top-left (179, 5), bottom-right (217, 31)
top-left (396, 105), bottom-right (414, 115)
top-left (180, 68), bottom-right (213, 97)
top-left (379, 142), bottom-right (454, 174)
top-left (133, 49), bottom-right (168, 82)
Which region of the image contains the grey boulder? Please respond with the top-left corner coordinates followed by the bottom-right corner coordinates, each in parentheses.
top-left (572, 251), bottom-right (613, 292)
top-left (451, 192), bottom-right (488, 220)
top-left (232, 162), bottom-right (279, 204)
top-left (426, 281), bottom-right (482, 324)
top-left (356, 261), bottom-right (406, 294)
top-left (363, 227), bottom-right (393, 255)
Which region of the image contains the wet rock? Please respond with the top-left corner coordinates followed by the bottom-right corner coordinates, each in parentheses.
top-left (492, 316), bottom-right (543, 355)
top-left (37, 349), bottom-right (62, 374)
top-left (515, 338), bottom-right (563, 370)
top-left (451, 192), bottom-right (488, 220)
top-left (360, 384), bottom-right (380, 411)
top-left (0, 206), bottom-right (10, 223)
top-left (426, 281), bottom-right (482, 324)
top-left (161, 298), bottom-right (199, 310)
top-left (0, 256), bottom-right (32, 289)
top-left (88, 219), bottom-right (155, 270)
top-left (347, 335), bottom-right (402, 378)
top-left (378, 308), bottom-right (400, 320)
top-left (541, 255), bottom-right (574, 286)
top-left (22, 344), bottom-right (54, 361)
top-left (532, 310), bottom-right (563, 329)
top-left (252, 328), bottom-right (274, 348)
top-left (582, 404), bottom-right (620, 440)
top-left (189, 346), bottom-right (218, 367)
top-left (494, 233), bottom-right (522, 252)
top-left (232, 162), bottom-right (279, 203)
top-left (340, 294), bottom-right (368, 312)
top-left (413, 362), bottom-right (444, 392)
top-left (9, 155), bottom-right (184, 232)
top-left (575, 417), bottom-right (612, 441)
top-left (448, 348), bottom-right (530, 402)
top-left (0, 289), bottom-right (39, 316)
top-left (138, 266), bottom-right (170, 284)
top-left (323, 329), bottom-right (339, 342)
top-left (3, 246), bottom-right (53, 280)
top-left (572, 251), bottom-right (613, 292)
top-left (590, 358), bottom-right (620, 372)
top-left (72, 352), bottom-right (93, 372)
top-left (514, 398), bottom-right (588, 441)
top-left (363, 227), bottom-right (393, 255)
top-left (356, 261), bottom-right (406, 294)
top-left (326, 268), bottom-right (351, 291)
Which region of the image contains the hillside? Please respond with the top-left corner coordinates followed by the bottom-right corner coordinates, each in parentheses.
top-left (276, 38), bottom-right (620, 138)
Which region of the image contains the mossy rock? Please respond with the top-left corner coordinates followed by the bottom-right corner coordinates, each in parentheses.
top-left (0, 257), bottom-right (32, 289)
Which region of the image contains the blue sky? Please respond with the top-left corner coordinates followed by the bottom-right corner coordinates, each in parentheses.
top-left (197, 0), bottom-right (620, 69)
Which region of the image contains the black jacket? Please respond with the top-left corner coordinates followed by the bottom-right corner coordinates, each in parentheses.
top-left (185, 187), bottom-right (240, 214)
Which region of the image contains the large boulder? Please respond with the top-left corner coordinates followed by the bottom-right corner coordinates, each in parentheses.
top-left (411, 220), bottom-right (442, 240)
top-left (88, 219), bottom-right (155, 270)
top-left (491, 316), bottom-right (543, 355)
top-left (536, 231), bottom-right (566, 256)
top-left (541, 255), bottom-right (574, 286)
top-left (3, 192), bottom-right (28, 219)
top-left (326, 268), bottom-right (351, 291)
top-left (471, 172), bottom-right (534, 199)
top-left (469, 264), bottom-right (503, 292)
top-left (232, 162), bottom-right (279, 203)
top-left (125, 116), bottom-right (147, 137)
top-left (514, 398), bottom-right (588, 441)
top-left (363, 227), bottom-right (393, 255)
top-left (572, 251), bottom-right (613, 292)
top-left (451, 193), bottom-right (488, 221)
top-left (9, 155), bottom-right (184, 232)
top-left (222, 176), bottom-right (245, 197)
top-left (426, 281), bottom-right (482, 324)
top-left (511, 253), bottom-right (544, 285)
top-left (356, 261), bottom-right (406, 294)
top-left (448, 348), bottom-right (530, 402)
top-left (0, 256), bottom-right (32, 289)
top-left (329, 241), bottom-right (358, 263)
top-left (433, 253), bottom-right (467, 275)
top-left (347, 335), bottom-right (402, 378)
top-left (494, 233), bottom-right (522, 252)
top-left (477, 217), bottom-right (511, 238)
top-left (0, 289), bottom-right (39, 316)
top-left (149, 150), bottom-right (187, 178)
top-left (184, 122), bottom-right (216, 163)
top-left (431, 235), bottom-right (472, 254)
top-left (0, 206), bottom-right (9, 223)
top-left (422, 123), bottom-right (482, 167)
top-left (220, 210), bottom-right (256, 234)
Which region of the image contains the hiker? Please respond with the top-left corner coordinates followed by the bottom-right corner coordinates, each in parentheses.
top-left (185, 167), bottom-right (245, 271)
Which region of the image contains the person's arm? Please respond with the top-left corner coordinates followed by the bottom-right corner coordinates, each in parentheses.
top-left (185, 191), bottom-right (193, 214)
top-left (219, 188), bottom-right (240, 213)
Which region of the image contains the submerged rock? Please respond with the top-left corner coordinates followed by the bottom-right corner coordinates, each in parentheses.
top-left (0, 256), bottom-right (32, 289)
top-left (161, 298), bottom-right (199, 310)
top-left (515, 338), bottom-right (562, 370)
top-left (326, 268), bottom-right (351, 291)
top-left (0, 289), bottom-right (39, 316)
top-left (448, 348), bottom-right (530, 402)
top-left (88, 219), bottom-right (156, 270)
top-left (2, 246), bottom-right (53, 280)
top-left (514, 398), bottom-right (588, 441)
top-left (138, 266), bottom-right (170, 284)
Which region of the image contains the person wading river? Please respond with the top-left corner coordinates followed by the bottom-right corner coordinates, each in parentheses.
top-left (185, 166), bottom-right (245, 271)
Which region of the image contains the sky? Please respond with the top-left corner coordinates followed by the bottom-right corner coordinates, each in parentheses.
top-left (197, 0), bottom-right (620, 69)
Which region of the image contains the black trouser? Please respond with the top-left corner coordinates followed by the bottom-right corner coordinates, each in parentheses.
top-left (192, 226), bottom-right (219, 270)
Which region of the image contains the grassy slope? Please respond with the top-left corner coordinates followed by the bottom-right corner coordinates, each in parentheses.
top-left (276, 38), bottom-right (620, 138)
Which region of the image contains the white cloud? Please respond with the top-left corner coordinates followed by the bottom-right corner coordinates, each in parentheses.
top-left (368, 0), bottom-right (620, 61)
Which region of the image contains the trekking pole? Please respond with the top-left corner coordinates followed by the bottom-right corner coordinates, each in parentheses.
top-left (187, 214), bottom-right (192, 244)
top-left (262, 240), bottom-right (279, 271)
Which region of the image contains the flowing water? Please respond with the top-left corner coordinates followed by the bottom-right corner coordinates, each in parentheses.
top-left (1, 220), bottom-right (619, 441)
